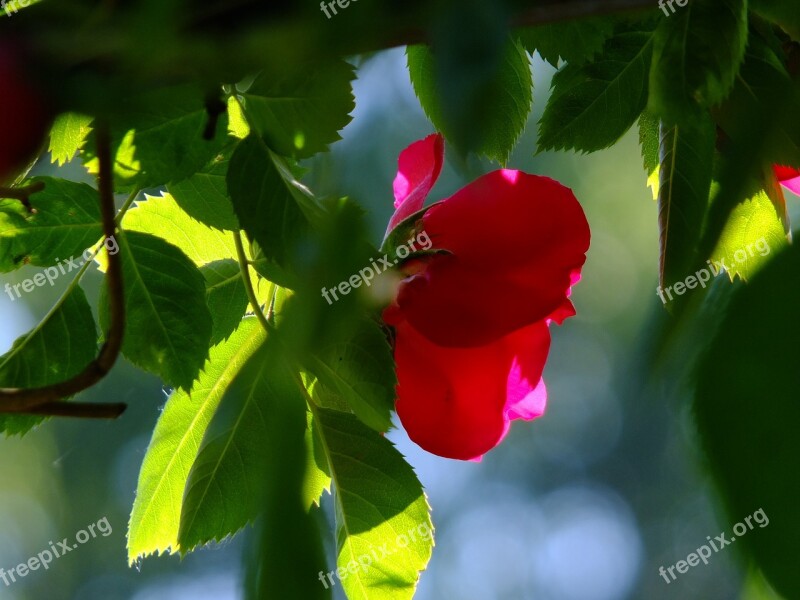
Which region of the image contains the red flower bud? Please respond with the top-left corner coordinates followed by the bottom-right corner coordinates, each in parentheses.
top-left (0, 43), bottom-right (52, 183)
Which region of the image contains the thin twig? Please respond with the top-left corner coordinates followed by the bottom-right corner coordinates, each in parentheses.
top-left (0, 181), bottom-right (46, 214)
top-left (0, 121), bottom-right (127, 418)
top-left (234, 231), bottom-right (271, 333)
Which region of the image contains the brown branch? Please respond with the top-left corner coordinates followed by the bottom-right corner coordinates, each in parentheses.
top-left (0, 181), bottom-right (45, 214)
top-left (509, 0), bottom-right (658, 28)
top-left (0, 121), bottom-right (127, 419)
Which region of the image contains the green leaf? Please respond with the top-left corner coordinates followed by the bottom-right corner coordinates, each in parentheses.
top-left (311, 408), bottom-right (434, 600)
top-left (710, 179), bottom-right (788, 282)
top-left (245, 351), bottom-right (330, 600)
top-left (303, 408), bottom-right (331, 509)
top-left (167, 145), bottom-right (240, 231)
top-left (0, 287), bottom-right (97, 435)
top-left (750, 0), bottom-right (800, 40)
top-left (127, 318), bottom-right (266, 563)
top-left (696, 36), bottom-right (800, 273)
top-left (239, 60), bottom-right (356, 159)
top-left (517, 16), bottom-right (615, 67)
top-left (201, 259), bottom-right (249, 346)
top-left (713, 37), bottom-right (800, 169)
top-left (638, 110), bottom-right (660, 176)
top-left (178, 338), bottom-right (300, 551)
top-left (123, 193), bottom-right (237, 266)
top-left (99, 231), bottom-right (212, 390)
top-left (304, 318), bottom-right (396, 433)
top-left (85, 85), bottom-right (231, 190)
top-left (407, 38), bottom-right (532, 164)
top-left (538, 29), bottom-right (653, 153)
top-left (694, 241), bottom-right (800, 599)
top-left (649, 0), bottom-right (748, 121)
top-left (639, 111), bottom-right (662, 198)
top-left (657, 114), bottom-right (715, 290)
top-left (0, 177), bottom-right (101, 273)
top-left (48, 113), bottom-right (93, 166)
top-left (226, 135), bottom-right (310, 266)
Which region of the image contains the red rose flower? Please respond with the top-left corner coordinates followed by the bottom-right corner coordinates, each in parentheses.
top-left (0, 43), bottom-right (52, 183)
top-left (775, 165), bottom-right (800, 196)
top-left (383, 134), bottom-right (590, 460)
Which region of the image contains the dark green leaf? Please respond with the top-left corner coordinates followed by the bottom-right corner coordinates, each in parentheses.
top-left (245, 351), bottom-right (330, 600)
top-left (407, 38), bottom-right (532, 164)
top-left (713, 38), bottom-right (800, 169)
top-left (750, 0), bottom-right (800, 40)
top-left (167, 145), bottom-right (240, 231)
top-left (304, 318), bottom-right (396, 433)
top-left (517, 16), bottom-right (615, 67)
top-left (201, 259), bottom-right (249, 346)
top-left (657, 114), bottom-right (715, 290)
top-left (649, 0), bottom-right (748, 121)
top-left (99, 231), bottom-right (212, 390)
top-left (227, 135), bottom-right (310, 266)
top-left (239, 61), bottom-right (356, 159)
top-left (694, 241), bottom-right (800, 599)
top-left (85, 85), bottom-right (231, 190)
top-left (538, 29), bottom-right (653, 153)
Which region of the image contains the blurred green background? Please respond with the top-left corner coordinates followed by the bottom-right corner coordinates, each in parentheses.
top-left (0, 48), bottom-right (794, 600)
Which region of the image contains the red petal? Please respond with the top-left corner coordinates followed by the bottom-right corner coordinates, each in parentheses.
top-left (394, 319), bottom-right (551, 461)
top-left (386, 133), bottom-right (445, 232)
top-left (774, 165), bottom-right (800, 181)
top-left (775, 165), bottom-right (800, 196)
top-left (391, 170), bottom-right (590, 347)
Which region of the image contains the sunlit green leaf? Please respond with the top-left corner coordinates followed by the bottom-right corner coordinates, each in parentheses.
top-left (310, 408), bottom-right (433, 600)
top-left (0, 287), bottom-right (97, 435)
top-left (0, 177), bottom-right (101, 273)
top-left (123, 193), bottom-right (237, 266)
top-left (178, 337), bottom-right (298, 551)
top-left (48, 113), bottom-right (93, 166)
top-left (710, 179), bottom-right (788, 281)
top-left (127, 318), bottom-right (266, 563)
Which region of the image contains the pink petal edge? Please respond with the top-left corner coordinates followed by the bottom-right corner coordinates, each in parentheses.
top-left (387, 133), bottom-right (444, 232)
